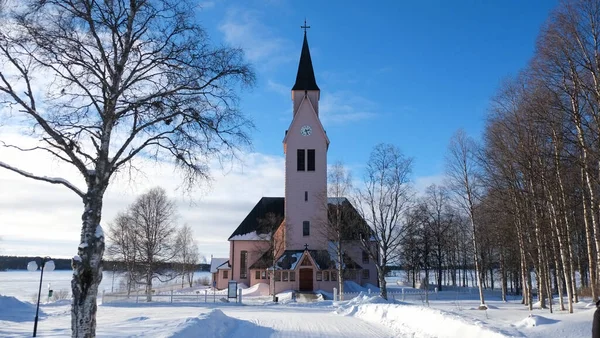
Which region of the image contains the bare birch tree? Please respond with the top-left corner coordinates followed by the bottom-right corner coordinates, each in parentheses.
top-left (355, 143), bottom-right (413, 300)
top-left (0, 1), bottom-right (253, 335)
top-left (109, 187), bottom-right (179, 302)
top-left (175, 224), bottom-right (200, 288)
top-left (446, 129), bottom-right (487, 309)
top-left (106, 212), bottom-right (138, 295)
top-left (256, 212), bottom-right (285, 302)
top-left (321, 161), bottom-right (354, 301)
top-left (423, 184), bottom-right (454, 292)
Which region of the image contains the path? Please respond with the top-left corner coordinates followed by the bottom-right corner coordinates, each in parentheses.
top-left (221, 305), bottom-right (394, 338)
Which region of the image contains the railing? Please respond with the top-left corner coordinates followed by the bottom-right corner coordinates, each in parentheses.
top-left (101, 289), bottom-right (236, 304)
top-left (340, 285), bottom-right (510, 303)
top-left (339, 288), bottom-right (432, 302)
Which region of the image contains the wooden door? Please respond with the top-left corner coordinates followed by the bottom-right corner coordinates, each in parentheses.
top-left (299, 268), bottom-right (313, 291)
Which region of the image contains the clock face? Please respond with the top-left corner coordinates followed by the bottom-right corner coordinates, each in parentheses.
top-left (300, 125), bottom-right (312, 136)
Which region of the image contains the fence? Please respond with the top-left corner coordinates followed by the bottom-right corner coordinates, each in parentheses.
top-left (340, 288), bottom-right (434, 302)
top-left (101, 289), bottom-right (239, 304)
top-left (340, 285), bottom-right (511, 303)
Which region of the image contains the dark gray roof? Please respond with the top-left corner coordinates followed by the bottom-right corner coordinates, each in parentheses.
top-left (327, 197), bottom-right (373, 241)
top-left (249, 249), bottom-right (362, 271)
top-left (228, 197), bottom-right (284, 240)
top-left (292, 32), bottom-right (319, 91)
top-left (229, 197), bottom-right (372, 242)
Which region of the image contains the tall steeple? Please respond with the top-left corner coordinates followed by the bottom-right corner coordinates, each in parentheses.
top-left (292, 31), bottom-right (319, 91)
top-left (283, 21), bottom-right (328, 252)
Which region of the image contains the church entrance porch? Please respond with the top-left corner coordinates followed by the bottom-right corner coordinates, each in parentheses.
top-left (299, 268), bottom-right (313, 291)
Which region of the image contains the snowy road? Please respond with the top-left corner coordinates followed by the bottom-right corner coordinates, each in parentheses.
top-left (220, 306), bottom-right (394, 338)
top-left (1, 302), bottom-right (395, 338)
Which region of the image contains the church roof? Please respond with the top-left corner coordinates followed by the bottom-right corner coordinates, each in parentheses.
top-left (249, 249), bottom-right (363, 271)
top-left (326, 197), bottom-right (372, 241)
top-left (209, 258), bottom-right (230, 273)
top-left (291, 32), bottom-right (320, 91)
top-left (228, 197), bottom-right (372, 241)
top-left (227, 197), bottom-right (284, 240)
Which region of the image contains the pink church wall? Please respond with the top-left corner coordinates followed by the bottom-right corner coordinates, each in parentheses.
top-left (284, 94), bottom-right (328, 251)
top-left (344, 241), bottom-right (379, 286)
top-left (214, 269), bottom-right (231, 290)
top-left (273, 279), bottom-right (298, 294)
top-left (229, 240), bottom-right (270, 285)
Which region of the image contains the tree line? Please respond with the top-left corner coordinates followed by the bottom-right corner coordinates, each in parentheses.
top-left (474, 0), bottom-right (600, 314)
top-left (371, 0), bottom-right (600, 314)
top-left (329, 1), bottom-right (600, 312)
top-left (0, 255), bottom-right (209, 272)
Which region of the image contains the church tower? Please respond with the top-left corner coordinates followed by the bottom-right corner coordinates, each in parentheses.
top-left (283, 27), bottom-right (330, 251)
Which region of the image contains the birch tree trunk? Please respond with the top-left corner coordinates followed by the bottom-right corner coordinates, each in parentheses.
top-left (71, 184), bottom-right (106, 338)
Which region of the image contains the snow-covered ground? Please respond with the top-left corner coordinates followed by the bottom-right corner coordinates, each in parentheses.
top-left (0, 271), bottom-right (596, 337)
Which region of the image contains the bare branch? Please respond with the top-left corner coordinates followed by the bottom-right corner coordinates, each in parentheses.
top-left (0, 160), bottom-right (84, 198)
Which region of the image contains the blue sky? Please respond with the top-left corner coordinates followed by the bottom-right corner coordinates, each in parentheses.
top-left (0, 0), bottom-right (560, 259)
top-left (201, 0), bottom-right (558, 179)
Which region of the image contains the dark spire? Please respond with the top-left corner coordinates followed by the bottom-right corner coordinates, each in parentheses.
top-left (292, 29), bottom-right (320, 91)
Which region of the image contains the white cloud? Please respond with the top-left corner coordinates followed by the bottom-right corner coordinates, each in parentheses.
top-left (413, 174), bottom-right (446, 196)
top-left (319, 91), bottom-right (378, 125)
top-left (198, 1), bottom-right (216, 9)
top-left (0, 132), bottom-right (284, 259)
top-left (218, 7), bottom-right (295, 69)
top-left (267, 79), bottom-right (289, 96)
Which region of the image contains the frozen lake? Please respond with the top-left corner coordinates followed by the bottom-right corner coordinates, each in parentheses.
top-left (0, 270), bottom-right (211, 302)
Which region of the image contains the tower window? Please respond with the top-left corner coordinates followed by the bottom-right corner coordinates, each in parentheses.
top-left (297, 149), bottom-right (305, 171)
top-left (305, 191), bottom-right (308, 201)
top-left (303, 221), bottom-right (310, 236)
top-left (307, 149), bottom-right (315, 171)
top-left (362, 251), bottom-right (369, 264)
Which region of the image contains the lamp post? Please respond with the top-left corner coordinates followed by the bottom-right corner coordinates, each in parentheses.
top-left (111, 263), bottom-right (116, 293)
top-left (27, 256), bottom-right (55, 337)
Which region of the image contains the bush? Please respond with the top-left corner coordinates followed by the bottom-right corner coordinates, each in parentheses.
top-left (31, 289), bottom-right (71, 303)
top-left (51, 289), bottom-right (70, 301)
top-left (195, 276), bottom-right (210, 286)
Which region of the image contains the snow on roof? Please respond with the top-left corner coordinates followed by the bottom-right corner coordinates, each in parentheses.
top-left (209, 258), bottom-right (229, 273)
top-left (279, 252), bottom-right (305, 270)
top-left (229, 231), bottom-right (271, 241)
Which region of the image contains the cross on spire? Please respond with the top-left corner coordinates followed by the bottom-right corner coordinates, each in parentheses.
top-left (301, 19), bottom-right (310, 34)
top-left (304, 243), bottom-right (309, 250)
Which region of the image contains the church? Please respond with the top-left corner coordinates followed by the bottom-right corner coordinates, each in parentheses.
top-left (210, 28), bottom-right (377, 294)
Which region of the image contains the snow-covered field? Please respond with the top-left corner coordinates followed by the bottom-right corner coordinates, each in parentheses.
top-left (0, 271), bottom-right (596, 337)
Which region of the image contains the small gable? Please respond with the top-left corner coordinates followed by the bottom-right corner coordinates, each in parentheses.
top-left (300, 256), bottom-right (312, 266)
top-left (282, 95), bottom-right (330, 149)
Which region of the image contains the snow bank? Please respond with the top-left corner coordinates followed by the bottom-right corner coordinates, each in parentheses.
top-left (515, 314), bottom-right (559, 328)
top-left (161, 309), bottom-right (274, 338)
top-left (0, 295), bottom-right (44, 322)
top-left (344, 281), bottom-right (366, 292)
top-left (241, 283), bottom-right (269, 297)
top-left (336, 294), bottom-right (510, 338)
top-left (342, 281), bottom-right (380, 294)
top-left (42, 299), bottom-right (71, 307)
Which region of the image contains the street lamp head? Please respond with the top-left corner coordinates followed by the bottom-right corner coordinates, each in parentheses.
top-left (27, 257), bottom-right (55, 272)
top-left (45, 260), bottom-right (55, 272)
top-left (27, 261), bottom-right (38, 271)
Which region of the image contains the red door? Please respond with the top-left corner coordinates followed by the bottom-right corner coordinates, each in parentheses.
top-left (299, 268), bottom-right (313, 291)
